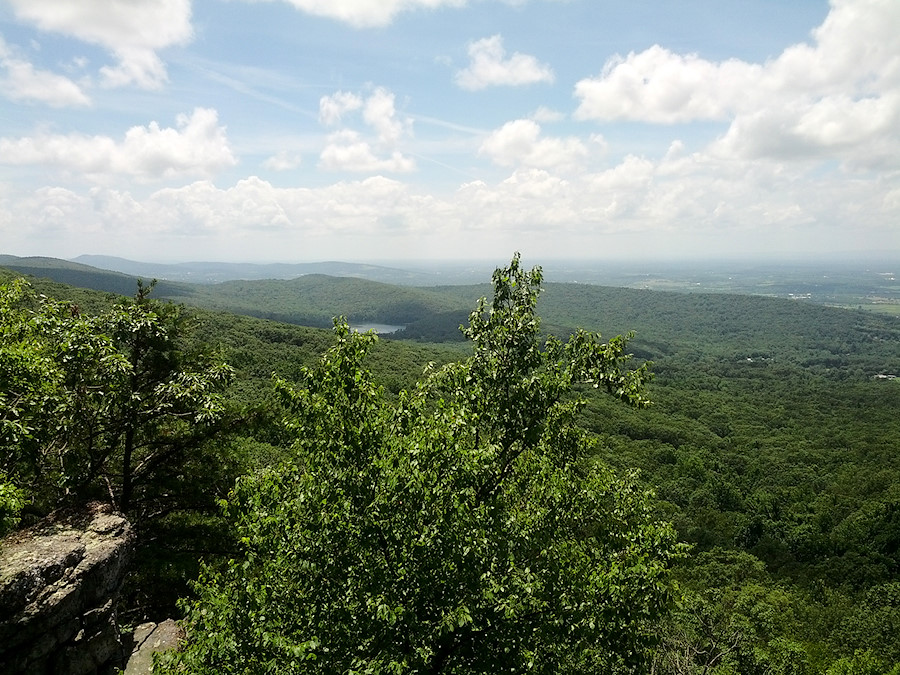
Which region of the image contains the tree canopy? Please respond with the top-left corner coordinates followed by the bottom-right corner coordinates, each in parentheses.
top-left (0, 278), bottom-right (234, 522)
top-left (160, 255), bottom-right (679, 674)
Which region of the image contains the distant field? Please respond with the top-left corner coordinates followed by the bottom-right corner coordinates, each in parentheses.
top-left (843, 301), bottom-right (900, 316)
top-left (595, 264), bottom-right (900, 312)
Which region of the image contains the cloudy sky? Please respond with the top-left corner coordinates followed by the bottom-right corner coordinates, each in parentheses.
top-left (1, 0), bottom-right (898, 263)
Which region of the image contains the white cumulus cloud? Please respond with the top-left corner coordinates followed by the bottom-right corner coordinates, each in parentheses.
top-left (364, 88), bottom-right (410, 145)
top-left (7, 0), bottom-right (193, 89)
top-left (455, 35), bottom-right (555, 90)
top-left (318, 87), bottom-right (415, 172)
top-left (262, 151), bottom-right (303, 171)
top-left (0, 108), bottom-right (236, 182)
top-left (574, 45), bottom-right (758, 123)
top-left (480, 119), bottom-right (588, 170)
top-left (319, 91), bottom-right (363, 125)
top-left (3, 147), bottom-right (898, 260)
top-left (247, 0), bottom-right (468, 28)
top-left (711, 92), bottom-right (900, 169)
top-left (0, 37), bottom-right (91, 107)
top-left (319, 130), bottom-right (415, 173)
top-left (99, 47), bottom-right (170, 90)
top-left (573, 0), bottom-right (900, 169)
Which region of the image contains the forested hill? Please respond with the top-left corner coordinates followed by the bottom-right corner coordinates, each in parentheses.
top-left (161, 274), bottom-right (469, 328)
top-left (176, 273), bottom-right (900, 379)
top-left (537, 283), bottom-right (900, 376)
top-left (0, 255), bottom-right (191, 298)
top-left (4, 256), bottom-right (900, 379)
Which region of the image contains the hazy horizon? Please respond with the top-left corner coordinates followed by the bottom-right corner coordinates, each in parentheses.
top-left (6, 249), bottom-right (900, 270)
top-left (4, 250), bottom-right (897, 276)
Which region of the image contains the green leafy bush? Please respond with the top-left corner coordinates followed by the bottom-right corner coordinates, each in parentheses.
top-left (160, 255), bottom-right (680, 674)
top-left (0, 475), bottom-right (24, 537)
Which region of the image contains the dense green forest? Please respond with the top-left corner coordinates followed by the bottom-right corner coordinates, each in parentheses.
top-left (2, 258), bottom-right (900, 673)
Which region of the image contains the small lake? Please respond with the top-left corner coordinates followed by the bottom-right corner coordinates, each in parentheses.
top-left (350, 323), bottom-right (405, 335)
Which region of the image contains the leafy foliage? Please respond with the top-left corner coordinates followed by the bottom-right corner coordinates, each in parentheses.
top-left (0, 474), bottom-right (24, 537)
top-left (161, 255), bottom-right (679, 674)
top-left (0, 278), bottom-right (234, 518)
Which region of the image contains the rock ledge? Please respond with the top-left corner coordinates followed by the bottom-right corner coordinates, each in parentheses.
top-left (0, 501), bottom-right (135, 674)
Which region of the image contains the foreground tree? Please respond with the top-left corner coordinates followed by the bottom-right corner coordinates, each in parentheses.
top-left (96, 280), bottom-right (236, 515)
top-left (161, 255), bottom-right (680, 674)
top-left (0, 279), bottom-right (234, 518)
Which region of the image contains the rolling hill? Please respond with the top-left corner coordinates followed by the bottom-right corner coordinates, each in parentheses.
top-left (72, 254), bottom-right (448, 285)
top-left (0, 254), bottom-right (192, 298)
top-left (5, 254), bottom-right (899, 380)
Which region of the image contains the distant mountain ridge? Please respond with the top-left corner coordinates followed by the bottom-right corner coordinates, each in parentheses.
top-left (72, 255), bottom-right (448, 286)
top-left (5, 253), bottom-right (899, 379)
top-left (0, 254), bottom-right (191, 298)
top-left (6, 253), bottom-right (896, 311)
top-left (0, 253), bottom-right (479, 333)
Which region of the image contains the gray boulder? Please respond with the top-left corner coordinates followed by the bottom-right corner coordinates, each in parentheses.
top-left (0, 502), bottom-right (135, 674)
top-left (124, 619), bottom-right (183, 674)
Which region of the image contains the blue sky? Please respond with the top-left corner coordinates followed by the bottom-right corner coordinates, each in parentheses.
top-left (0, 0), bottom-right (897, 263)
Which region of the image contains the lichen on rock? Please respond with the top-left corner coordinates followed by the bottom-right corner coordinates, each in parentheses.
top-left (0, 502), bottom-right (135, 674)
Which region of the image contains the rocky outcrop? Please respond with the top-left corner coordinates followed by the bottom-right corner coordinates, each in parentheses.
top-left (125, 619), bottom-right (183, 674)
top-left (0, 502), bottom-right (135, 674)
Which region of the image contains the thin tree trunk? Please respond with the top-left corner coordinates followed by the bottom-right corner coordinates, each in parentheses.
top-left (120, 420), bottom-right (135, 513)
